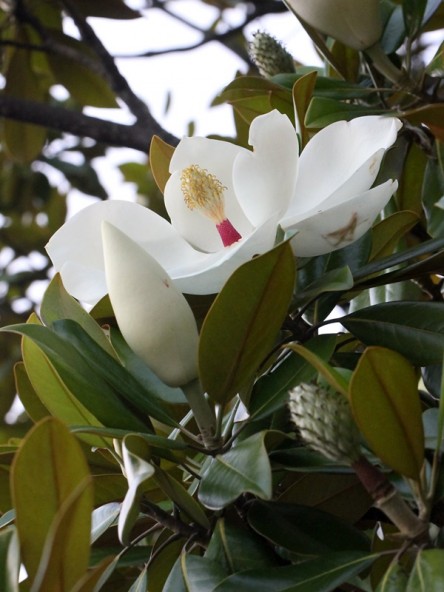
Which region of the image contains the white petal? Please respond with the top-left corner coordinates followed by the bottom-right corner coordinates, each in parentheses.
top-left (102, 222), bottom-right (199, 387)
top-left (46, 200), bottom-right (211, 303)
top-left (233, 110), bottom-right (299, 226)
top-left (172, 215), bottom-right (280, 294)
top-left (165, 136), bottom-right (252, 252)
top-left (289, 116), bottom-right (401, 216)
top-left (287, 179), bottom-right (398, 256)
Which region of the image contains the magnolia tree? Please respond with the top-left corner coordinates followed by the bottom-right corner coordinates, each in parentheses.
top-left (1, 0), bottom-right (444, 590)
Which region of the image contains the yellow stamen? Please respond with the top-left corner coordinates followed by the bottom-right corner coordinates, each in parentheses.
top-left (181, 164), bottom-right (227, 224)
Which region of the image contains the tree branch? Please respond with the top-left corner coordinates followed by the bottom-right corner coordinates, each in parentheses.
top-left (59, 0), bottom-right (152, 123)
top-left (0, 95), bottom-right (178, 151)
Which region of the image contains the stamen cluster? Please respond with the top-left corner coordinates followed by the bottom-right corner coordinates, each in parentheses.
top-left (181, 164), bottom-right (227, 224)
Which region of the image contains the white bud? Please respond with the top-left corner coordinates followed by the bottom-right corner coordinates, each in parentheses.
top-left (285, 0), bottom-right (383, 51)
top-left (101, 222), bottom-right (199, 387)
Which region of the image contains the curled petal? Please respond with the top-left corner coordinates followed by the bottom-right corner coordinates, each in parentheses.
top-left (288, 179), bottom-right (398, 257)
top-left (233, 110), bottom-right (299, 226)
top-left (289, 116), bottom-right (402, 216)
top-left (102, 222), bottom-right (199, 387)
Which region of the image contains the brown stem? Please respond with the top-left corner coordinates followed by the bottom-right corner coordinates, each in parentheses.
top-left (352, 456), bottom-right (428, 544)
top-left (140, 499), bottom-right (209, 547)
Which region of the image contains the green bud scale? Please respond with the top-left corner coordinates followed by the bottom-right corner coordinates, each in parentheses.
top-left (249, 31), bottom-right (295, 78)
top-left (289, 383), bottom-right (361, 464)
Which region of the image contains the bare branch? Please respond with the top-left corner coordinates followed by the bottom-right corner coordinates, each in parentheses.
top-left (0, 95), bottom-right (178, 151)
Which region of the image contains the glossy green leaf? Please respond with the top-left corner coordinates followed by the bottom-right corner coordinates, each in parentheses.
top-left (181, 555), bottom-right (228, 592)
top-left (350, 347), bottom-right (424, 479)
top-left (248, 501), bottom-right (370, 557)
top-left (40, 274), bottom-right (116, 355)
top-left (305, 97), bottom-right (384, 128)
top-left (249, 335), bottom-right (336, 421)
top-left (162, 555), bottom-right (187, 592)
top-left (213, 77), bottom-right (294, 125)
top-left (21, 329), bottom-right (110, 448)
top-left (14, 317), bottom-right (142, 431)
top-left (274, 473), bottom-right (371, 524)
top-left (213, 552), bottom-right (376, 592)
top-left (128, 565), bottom-right (148, 592)
top-left (118, 434), bottom-right (155, 544)
top-left (199, 242), bottom-right (295, 406)
top-left (199, 432), bottom-right (272, 510)
top-left (0, 526), bottom-right (19, 592)
top-left (370, 211), bottom-right (420, 260)
top-left (206, 518), bottom-right (277, 574)
top-left (53, 319), bottom-right (177, 426)
top-left (423, 144), bottom-right (444, 236)
top-left (3, 319), bottom-right (148, 432)
top-left (396, 143), bottom-right (428, 216)
top-left (285, 343), bottom-right (349, 396)
top-left (293, 265), bottom-right (353, 307)
top-left (11, 417), bottom-right (93, 588)
top-left (342, 302), bottom-right (444, 366)
top-left (109, 327), bottom-right (186, 406)
top-left (154, 468), bottom-right (210, 530)
top-left (146, 537), bottom-right (184, 592)
top-left (406, 549), bottom-right (444, 590)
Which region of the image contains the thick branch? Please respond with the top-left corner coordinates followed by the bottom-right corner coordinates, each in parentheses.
top-left (0, 95), bottom-right (178, 151)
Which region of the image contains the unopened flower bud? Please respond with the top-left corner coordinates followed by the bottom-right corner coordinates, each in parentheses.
top-left (249, 31), bottom-right (295, 78)
top-left (101, 221), bottom-right (199, 387)
top-left (289, 383), bottom-right (360, 464)
top-left (285, 0), bottom-right (383, 51)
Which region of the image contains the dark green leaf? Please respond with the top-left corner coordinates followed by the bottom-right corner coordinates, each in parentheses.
top-left (249, 335), bottom-right (336, 421)
top-left (213, 552), bottom-right (376, 592)
top-left (199, 242), bottom-right (295, 407)
top-left (206, 519), bottom-right (278, 574)
top-left (199, 432), bottom-right (272, 510)
top-left (341, 302), bottom-right (444, 365)
top-left (2, 321), bottom-right (148, 432)
top-left (248, 501), bottom-right (370, 557)
top-left (350, 347), bottom-right (424, 479)
top-left (305, 97), bottom-right (384, 128)
top-left (52, 319), bottom-right (178, 426)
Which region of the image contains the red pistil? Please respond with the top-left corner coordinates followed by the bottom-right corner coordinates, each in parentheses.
top-left (216, 218), bottom-right (242, 247)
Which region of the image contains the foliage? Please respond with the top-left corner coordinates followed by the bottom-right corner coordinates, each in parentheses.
top-left (1, 0), bottom-right (444, 590)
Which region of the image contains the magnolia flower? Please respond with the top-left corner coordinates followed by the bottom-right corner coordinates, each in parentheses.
top-left (285, 0), bottom-right (383, 51)
top-left (101, 221), bottom-right (199, 387)
top-left (47, 110), bottom-right (401, 301)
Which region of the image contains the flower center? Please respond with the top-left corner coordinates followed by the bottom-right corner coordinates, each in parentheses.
top-left (180, 164), bottom-right (242, 247)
